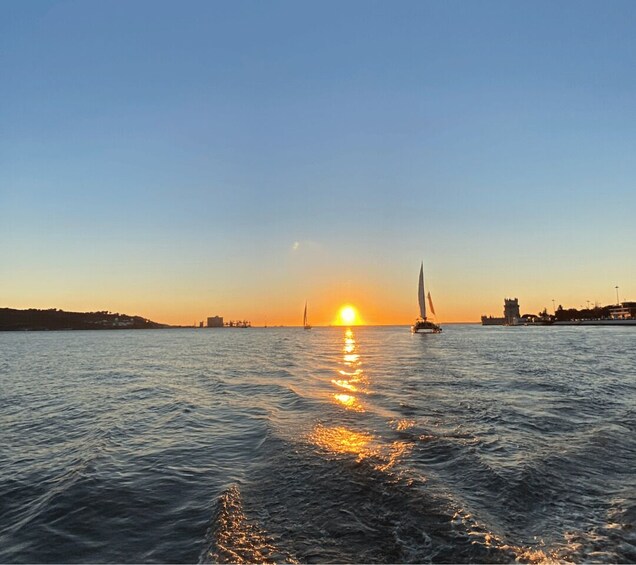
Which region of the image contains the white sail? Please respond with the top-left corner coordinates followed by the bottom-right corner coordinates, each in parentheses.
top-left (418, 262), bottom-right (427, 319)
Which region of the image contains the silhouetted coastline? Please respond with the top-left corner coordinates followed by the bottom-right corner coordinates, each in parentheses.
top-left (0, 308), bottom-right (168, 331)
top-left (483, 300), bottom-right (636, 326)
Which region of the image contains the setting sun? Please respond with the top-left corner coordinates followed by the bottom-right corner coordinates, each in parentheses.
top-left (337, 305), bottom-right (359, 326)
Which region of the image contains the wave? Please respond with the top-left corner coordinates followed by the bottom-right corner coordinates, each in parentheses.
top-left (199, 485), bottom-right (298, 564)
top-left (200, 432), bottom-right (517, 563)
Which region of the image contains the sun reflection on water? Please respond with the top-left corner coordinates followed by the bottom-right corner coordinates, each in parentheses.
top-left (375, 440), bottom-right (412, 472)
top-left (338, 368), bottom-right (362, 377)
top-left (330, 327), bottom-right (366, 411)
top-left (333, 392), bottom-right (364, 411)
top-left (309, 424), bottom-right (375, 461)
top-left (343, 339), bottom-right (355, 354)
top-left (308, 328), bottom-right (414, 472)
top-left (393, 419), bottom-right (416, 431)
top-left (331, 379), bottom-right (358, 392)
top-left (309, 424), bottom-right (412, 471)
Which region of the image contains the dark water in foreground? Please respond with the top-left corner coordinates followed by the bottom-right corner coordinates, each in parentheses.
top-left (1, 325), bottom-right (635, 563)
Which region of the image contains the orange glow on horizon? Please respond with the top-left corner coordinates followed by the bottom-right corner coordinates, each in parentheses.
top-left (13, 286), bottom-right (605, 327)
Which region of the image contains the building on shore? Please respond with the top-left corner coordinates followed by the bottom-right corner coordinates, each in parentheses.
top-left (206, 316), bottom-right (253, 328)
top-left (481, 314), bottom-right (505, 326)
top-left (207, 316), bottom-right (224, 328)
top-left (609, 302), bottom-right (636, 320)
top-left (481, 298), bottom-right (522, 326)
top-left (504, 298), bottom-right (521, 324)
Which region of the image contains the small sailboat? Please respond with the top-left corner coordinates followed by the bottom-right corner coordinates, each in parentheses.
top-left (303, 301), bottom-right (312, 330)
top-left (411, 262), bottom-right (442, 333)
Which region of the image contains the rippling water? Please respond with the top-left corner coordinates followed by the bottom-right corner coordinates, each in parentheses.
top-left (1, 326), bottom-right (635, 563)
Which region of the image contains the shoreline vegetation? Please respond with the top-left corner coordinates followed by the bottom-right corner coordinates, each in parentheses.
top-left (0, 308), bottom-right (168, 331)
top-left (525, 303), bottom-right (635, 324)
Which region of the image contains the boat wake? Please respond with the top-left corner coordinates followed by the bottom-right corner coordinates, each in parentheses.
top-left (200, 433), bottom-right (518, 564)
top-left (199, 484), bottom-right (298, 564)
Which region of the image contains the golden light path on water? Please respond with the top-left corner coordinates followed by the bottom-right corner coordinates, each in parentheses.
top-left (309, 328), bottom-right (413, 472)
top-left (332, 328), bottom-right (365, 412)
top-left (331, 379), bottom-right (357, 392)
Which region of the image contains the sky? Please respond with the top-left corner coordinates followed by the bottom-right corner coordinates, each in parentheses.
top-left (1, 0), bottom-right (635, 325)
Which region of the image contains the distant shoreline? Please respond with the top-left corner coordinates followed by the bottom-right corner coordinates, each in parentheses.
top-left (0, 308), bottom-right (168, 332)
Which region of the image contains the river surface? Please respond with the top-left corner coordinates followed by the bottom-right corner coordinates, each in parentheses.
top-left (1, 325), bottom-right (635, 563)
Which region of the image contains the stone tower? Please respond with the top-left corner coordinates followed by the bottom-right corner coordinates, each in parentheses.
top-left (504, 298), bottom-right (521, 324)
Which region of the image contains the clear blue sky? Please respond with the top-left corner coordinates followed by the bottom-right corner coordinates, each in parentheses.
top-left (2, 0), bottom-right (635, 324)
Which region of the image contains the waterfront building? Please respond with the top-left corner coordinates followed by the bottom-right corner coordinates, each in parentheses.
top-left (504, 298), bottom-right (521, 325)
top-left (481, 298), bottom-right (522, 325)
top-left (481, 315), bottom-right (505, 325)
top-left (207, 316), bottom-right (224, 328)
top-left (609, 302), bottom-right (636, 320)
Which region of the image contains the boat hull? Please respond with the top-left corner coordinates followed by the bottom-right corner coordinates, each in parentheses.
top-left (411, 320), bottom-right (442, 333)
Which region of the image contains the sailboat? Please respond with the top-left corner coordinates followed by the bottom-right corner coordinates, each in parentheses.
top-left (303, 301), bottom-right (312, 330)
top-left (411, 262), bottom-right (442, 333)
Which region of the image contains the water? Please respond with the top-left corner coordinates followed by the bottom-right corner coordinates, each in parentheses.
top-left (1, 325), bottom-right (635, 563)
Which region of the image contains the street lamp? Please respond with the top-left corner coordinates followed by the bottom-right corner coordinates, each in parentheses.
top-left (615, 286), bottom-right (620, 305)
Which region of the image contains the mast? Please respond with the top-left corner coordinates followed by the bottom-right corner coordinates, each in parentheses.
top-left (303, 301), bottom-right (308, 326)
top-left (418, 262), bottom-right (427, 320)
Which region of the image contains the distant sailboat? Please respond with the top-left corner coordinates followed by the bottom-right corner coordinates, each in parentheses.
top-left (411, 262), bottom-right (442, 333)
top-left (303, 301), bottom-right (312, 330)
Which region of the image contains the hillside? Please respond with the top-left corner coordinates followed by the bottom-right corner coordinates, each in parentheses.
top-left (0, 308), bottom-right (168, 331)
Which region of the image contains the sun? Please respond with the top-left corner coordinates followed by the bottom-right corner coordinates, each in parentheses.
top-left (338, 305), bottom-right (358, 326)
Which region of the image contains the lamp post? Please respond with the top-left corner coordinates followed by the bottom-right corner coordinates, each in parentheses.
top-left (615, 286), bottom-right (620, 305)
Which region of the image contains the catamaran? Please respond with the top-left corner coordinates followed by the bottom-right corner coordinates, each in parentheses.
top-left (411, 262), bottom-right (442, 333)
top-left (303, 301), bottom-right (312, 330)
